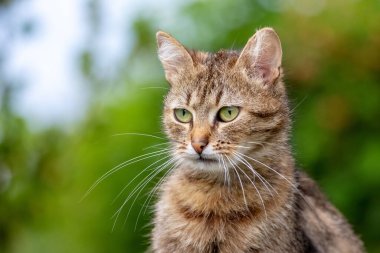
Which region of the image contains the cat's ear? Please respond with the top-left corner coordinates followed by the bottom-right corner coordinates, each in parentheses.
top-left (156, 31), bottom-right (194, 85)
top-left (235, 28), bottom-right (282, 85)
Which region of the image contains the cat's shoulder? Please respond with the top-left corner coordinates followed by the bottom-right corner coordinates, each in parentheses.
top-left (295, 169), bottom-right (365, 253)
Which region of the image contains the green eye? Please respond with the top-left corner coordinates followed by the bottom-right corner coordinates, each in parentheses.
top-left (174, 108), bottom-right (192, 123)
top-left (218, 106), bottom-right (239, 122)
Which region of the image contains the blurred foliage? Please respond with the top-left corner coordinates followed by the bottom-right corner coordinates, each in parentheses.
top-left (1, 0), bottom-right (380, 252)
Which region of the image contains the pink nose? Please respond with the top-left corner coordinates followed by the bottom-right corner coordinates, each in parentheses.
top-left (191, 139), bottom-right (208, 154)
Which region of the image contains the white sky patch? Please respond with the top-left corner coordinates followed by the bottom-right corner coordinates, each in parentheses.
top-left (1, 0), bottom-right (185, 130)
top-left (4, 0), bottom-right (87, 129)
top-left (91, 0), bottom-right (188, 79)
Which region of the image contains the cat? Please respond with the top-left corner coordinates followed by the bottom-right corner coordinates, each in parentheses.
top-left (150, 28), bottom-right (365, 253)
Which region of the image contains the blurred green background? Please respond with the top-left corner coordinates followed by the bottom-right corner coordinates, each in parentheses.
top-left (1, 0), bottom-right (380, 252)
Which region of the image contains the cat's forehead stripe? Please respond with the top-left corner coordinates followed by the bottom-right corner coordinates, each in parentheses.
top-left (215, 88), bottom-right (223, 106)
top-left (186, 91), bottom-right (192, 106)
top-left (194, 55), bottom-right (225, 107)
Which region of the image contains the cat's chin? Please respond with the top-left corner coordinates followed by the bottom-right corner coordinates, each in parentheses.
top-left (198, 156), bottom-right (218, 163)
top-left (182, 156), bottom-right (224, 172)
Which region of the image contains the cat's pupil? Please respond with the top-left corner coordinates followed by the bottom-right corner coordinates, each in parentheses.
top-left (228, 110), bottom-right (232, 115)
top-left (182, 110), bottom-right (186, 116)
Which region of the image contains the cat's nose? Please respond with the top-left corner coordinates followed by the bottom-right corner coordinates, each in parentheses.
top-left (191, 139), bottom-right (208, 154)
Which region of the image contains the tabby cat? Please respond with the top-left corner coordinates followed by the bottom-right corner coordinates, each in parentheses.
top-left (150, 28), bottom-right (364, 253)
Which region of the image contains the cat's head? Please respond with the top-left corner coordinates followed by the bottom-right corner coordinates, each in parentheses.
top-left (156, 28), bottom-right (290, 172)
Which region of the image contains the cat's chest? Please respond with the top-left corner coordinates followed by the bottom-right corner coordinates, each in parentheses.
top-left (156, 200), bottom-right (262, 253)
top-left (155, 177), bottom-right (267, 252)
top-left (153, 171), bottom-right (295, 252)
top-left (155, 198), bottom-right (290, 253)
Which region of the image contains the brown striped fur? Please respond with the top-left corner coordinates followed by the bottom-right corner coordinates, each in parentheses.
top-left (151, 28), bottom-right (364, 253)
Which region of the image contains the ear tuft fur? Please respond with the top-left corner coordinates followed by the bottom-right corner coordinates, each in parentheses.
top-left (156, 31), bottom-right (194, 85)
top-left (236, 27), bottom-right (282, 85)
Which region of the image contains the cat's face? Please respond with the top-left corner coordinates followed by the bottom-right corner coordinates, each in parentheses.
top-left (157, 28), bottom-right (289, 172)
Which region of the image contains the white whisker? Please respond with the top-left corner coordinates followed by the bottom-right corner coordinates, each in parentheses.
top-left (111, 132), bottom-right (166, 140)
top-left (237, 152), bottom-right (294, 188)
top-left (224, 155), bottom-right (248, 209)
top-left (112, 154), bottom-right (172, 204)
top-left (235, 152), bottom-right (319, 219)
top-left (136, 159), bottom-right (182, 230)
top-left (139, 86), bottom-right (169, 90)
top-left (290, 95), bottom-right (308, 114)
top-left (111, 157), bottom-right (177, 230)
top-left (220, 154), bottom-right (231, 188)
top-left (233, 152), bottom-right (278, 198)
top-left (233, 145), bottom-right (252, 149)
top-left (226, 155), bottom-right (267, 219)
top-left (217, 154), bottom-right (227, 187)
top-left (124, 157), bottom-right (178, 230)
top-left (81, 149), bottom-right (170, 201)
top-left (244, 141), bottom-right (278, 148)
top-left (142, 142), bottom-right (171, 151)
top-left (142, 159), bottom-right (181, 216)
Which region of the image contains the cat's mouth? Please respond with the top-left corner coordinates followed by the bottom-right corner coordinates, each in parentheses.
top-left (196, 156), bottom-right (218, 163)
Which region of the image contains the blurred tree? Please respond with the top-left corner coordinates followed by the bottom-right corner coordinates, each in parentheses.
top-left (1, 0), bottom-right (379, 252)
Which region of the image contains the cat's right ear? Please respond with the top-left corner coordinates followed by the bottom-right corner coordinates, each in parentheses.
top-left (156, 31), bottom-right (194, 85)
top-left (235, 28), bottom-right (282, 86)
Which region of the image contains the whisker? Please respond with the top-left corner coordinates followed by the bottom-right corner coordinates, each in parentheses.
top-left (119, 157), bottom-right (176, 214)
top-left (111, 157), bottom-right (176, 230)
top-left (112, 154), bottom-right (172, 203)
top-left (139, 86), bottom-right (169, 90)
top-left (81, 149), bottom-right (170, 201)
top-left (226, 155), bottom-right (267, 219)
top-left (142, 142), bottom-right (171, 151)
top-left (111, 132), bottom-right (166, 140)
top-left (244, 141), bottom-right (279, 148)
top-left (232, 145), bottom-right (252, 149)
top-left (136, 159), bottom-right (182, 230)
top-left (217, 154), bottom-right (227, 187)
top-left (290, 95), bottom-right (308, 114)
top-left (223, 155), bottom-right (248, 209)
top-left (220, 154), bottom-right (231, 188)
top-left (235, 152), bottom-right (322, 223)
top-left (237, 152), bottom-right (295, 188)
top-left (142, 159), bottom-right (182, 216)
top-left (124, 157), bottom-right (178, 230)
top-left (233, 152), bottom-right (278, 198)
top-left (244, 141), bottom-right (265, 148)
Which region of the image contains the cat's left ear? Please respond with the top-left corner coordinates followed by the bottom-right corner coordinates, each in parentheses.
top-left (156, 31), bottom-right (194, 85)
top-left (235, 28), bottom-right (282, 86)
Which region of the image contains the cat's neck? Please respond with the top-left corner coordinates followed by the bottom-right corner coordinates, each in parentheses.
top-left (161, 150), bottom-right (296, 220)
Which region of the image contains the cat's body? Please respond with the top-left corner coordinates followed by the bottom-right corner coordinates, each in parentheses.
top-left (151, 28), bottom-right (364, 253)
